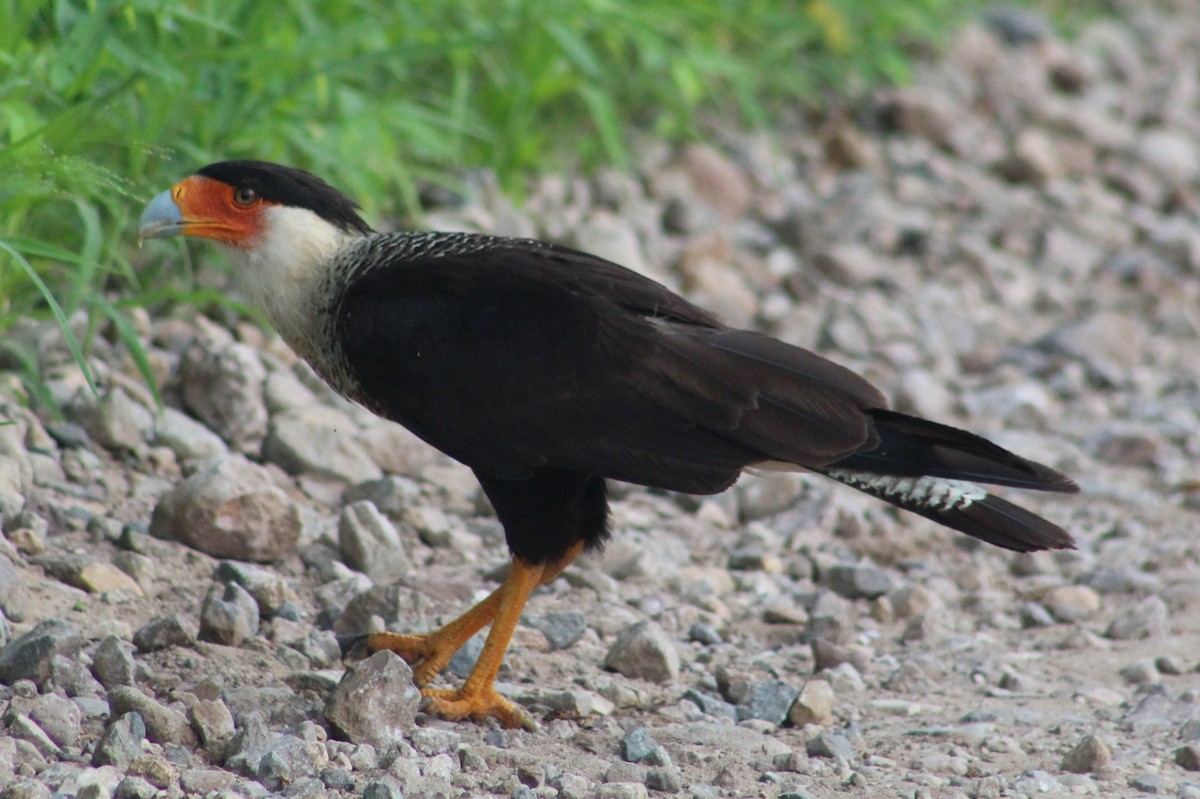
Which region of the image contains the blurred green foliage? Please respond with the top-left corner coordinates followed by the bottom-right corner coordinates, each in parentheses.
top-left (2, 0), bottom-right (999, 395)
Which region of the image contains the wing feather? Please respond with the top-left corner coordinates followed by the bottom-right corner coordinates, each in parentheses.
top-left (333, 238), bottom-right (882, 489)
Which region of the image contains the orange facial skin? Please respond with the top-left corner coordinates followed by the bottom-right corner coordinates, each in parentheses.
top-left (170, 175), bottom-right (277, 248)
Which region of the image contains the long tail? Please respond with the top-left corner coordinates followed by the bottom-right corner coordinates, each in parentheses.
top-left (818, 409), bottom-right (1078, 552)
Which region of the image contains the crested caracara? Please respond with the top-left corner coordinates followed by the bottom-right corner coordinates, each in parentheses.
top-left (139, 160), bottom-right (1078, 728)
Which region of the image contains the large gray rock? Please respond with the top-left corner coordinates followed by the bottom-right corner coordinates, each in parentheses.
top-left (621, 727), bottom-right (666, 765)
top-left (324, 651), bottom-right (421, 747)
top-left (150, 454), bottom-right (301, 562)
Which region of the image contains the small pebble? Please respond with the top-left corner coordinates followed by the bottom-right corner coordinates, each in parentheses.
top-left (1107, 596), bottom-right (1168, 640)
top-left (603, 621), bottom-right (680, 683)
top-left (526, 611), bottom-right (588, 651)
top-left (132, 615), bottom-right (197, 652)
top-left (811, 638), bottom-right (870, 673)
top-left (823, 563), bottom-right (893, 600)
top-left (108, 686), bottom-right (197, 748)
top-left (1019, 601), bottom-right (1056, 628)
top-left (213, 561), bottom-right (291, 616)
top-left (805, 732), bottom-right (855, 761)
top-left (28, 694), bottom-right (82, 748)
top-left (0, 619), bottom-right (82, 686)
top-left (338, 500), bottom-right (410, 584)
top-left (93, 712), bottom-right (147, 768)
top-left (1060, 734), bottom-right (1112, 774)
top-left (789, 679), bottom-right (835, 726)
top-left (1156, 655), bottom-right (1186, 675)
top-left (645, 767), bottom-right (684, 794)
top-left (256, 734), bottom-right (326, 790)
top-left (1044, 585), bottom-right (1101, 622)
top-left (1129, 773), bottom-right (1164, 793)
top-left (620, 727), bottom-right (662, 764)
top-left (1118, 660), bottom-right (1159, 685)
top-left (682, 689), bottom-right (738, 722)
top-left (361, 777), bottom-right (404, 799)
top-left (603, 762), bottom-right (646, 784)
top-left (737, 680), bottom-right (799, 726)
top-left (1176, 744), bottom-right (1200, 771)
top-left (114, 776), bottom-right (157, 799)
top-left (198, 581), bottom-right (260, 646)
top-left (92, 635), bottom-right (139, 688)
top-left (594, 782), bottom-right (649, 799)
top-left (410, 727), bottom-right (460, 757)
top-left (687, 623), bottom-right (723, 645)
top-left (319, 766), bottom-right (354, 791)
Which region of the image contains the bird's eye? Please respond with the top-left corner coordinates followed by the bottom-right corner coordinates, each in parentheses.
top-left (232, 187), bottom-right (259, 207)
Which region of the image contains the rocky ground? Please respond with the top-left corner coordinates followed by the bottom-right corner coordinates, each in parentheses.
top-left (4, 3), bottom-right (1200, 798)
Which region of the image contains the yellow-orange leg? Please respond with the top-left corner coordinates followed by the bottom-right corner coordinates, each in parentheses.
top-left (365, 589), bottom-right (502, 687)
top-left (366, 541), bottom-right (584, 728)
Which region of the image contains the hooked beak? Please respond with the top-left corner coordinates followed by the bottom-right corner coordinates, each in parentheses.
top-left (137, 190), bottom-right (186, 246)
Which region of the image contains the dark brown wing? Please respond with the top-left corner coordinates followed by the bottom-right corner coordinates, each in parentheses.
top-left (333, 237), bottom-right (885, 493)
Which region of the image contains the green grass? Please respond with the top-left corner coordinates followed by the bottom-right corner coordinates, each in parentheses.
top-left (2, 0), bottom-right (1002, 404)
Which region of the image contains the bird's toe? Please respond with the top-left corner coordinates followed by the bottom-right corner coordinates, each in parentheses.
top-left (422, 686), bottom-right (536, 731)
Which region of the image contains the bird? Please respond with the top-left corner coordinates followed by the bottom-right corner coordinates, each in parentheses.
top-left (138, 159), bottom-right (1078, 729)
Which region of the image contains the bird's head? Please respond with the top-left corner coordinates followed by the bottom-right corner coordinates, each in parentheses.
top-left (138, 160), bottom-right (374, 357)
top-left (137, 160), bottom-right (372, 250)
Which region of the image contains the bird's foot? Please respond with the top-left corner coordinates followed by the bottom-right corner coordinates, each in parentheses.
top-left (422, 685), bottom-right (537, 731)
top-left (363, 630), bottom-right (452, 687)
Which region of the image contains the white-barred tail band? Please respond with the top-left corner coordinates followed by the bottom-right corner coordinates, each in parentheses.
top-left (823, 469), bottom-right (988, 512)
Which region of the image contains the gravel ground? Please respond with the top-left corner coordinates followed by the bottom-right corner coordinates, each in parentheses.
top-left (4, 4), bottom-right (1200, 798)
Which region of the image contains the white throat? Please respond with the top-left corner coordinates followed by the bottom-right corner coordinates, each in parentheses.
top-left (224, 205), bottom-right (356, 363)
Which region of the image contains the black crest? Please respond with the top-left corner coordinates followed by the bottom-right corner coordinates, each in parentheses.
top-left (197, 160), bottom-right (372, 235)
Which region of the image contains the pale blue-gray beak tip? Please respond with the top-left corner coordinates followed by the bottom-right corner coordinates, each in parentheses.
top-left (137, 190), bottom-right (185, 246)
